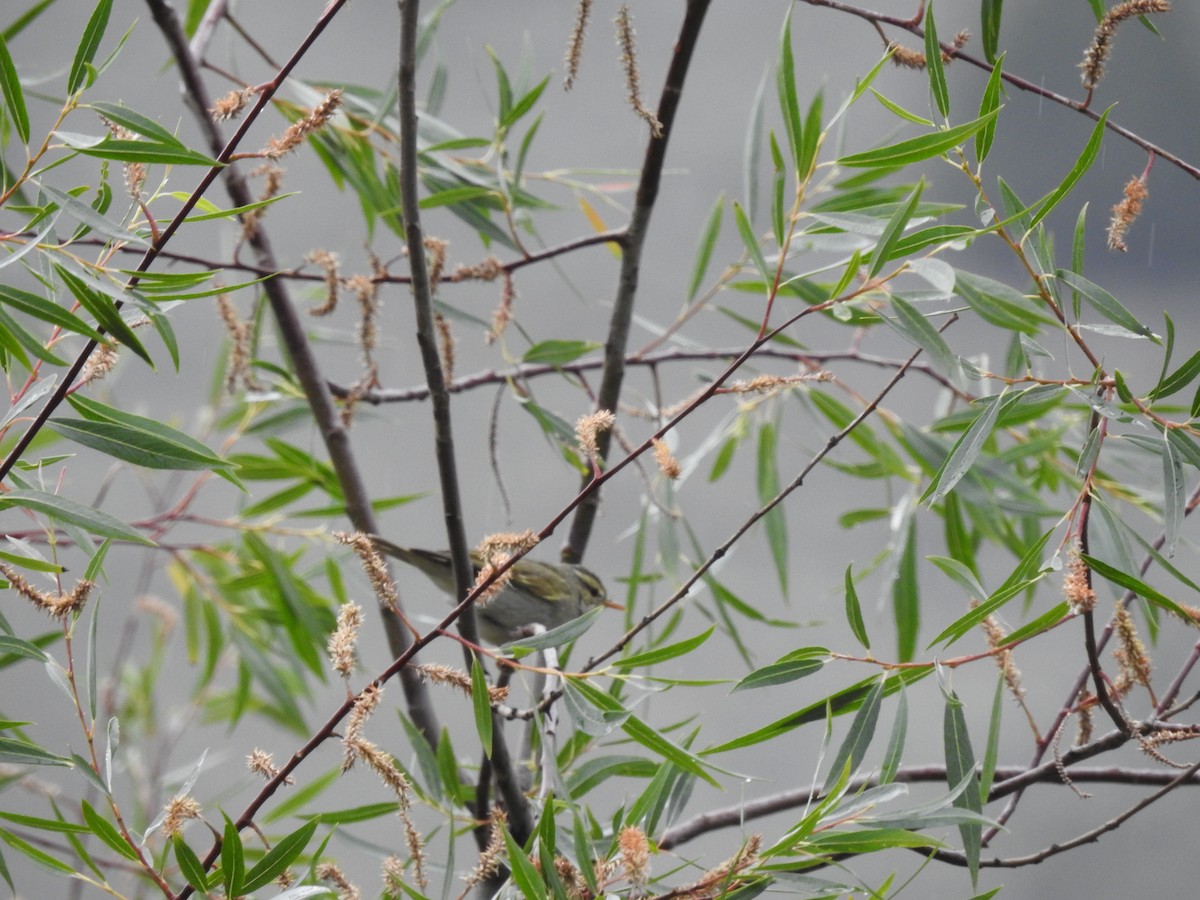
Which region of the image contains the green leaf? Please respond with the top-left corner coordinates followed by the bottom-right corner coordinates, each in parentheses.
top-left (221, 815), bottom-right (245, 899)
top-left (733, 647), bottom-right (828, 691)
top-left (867, 179), bottom-right (923, 279)
top-left (471, 656), bottom-right (493, 758)
top-left (757, 421), bottom-right (789, 595)
top-left (1026, 108), bottom-right (1109, 233)
top-left (0, 811), bottom-right (87, 834)
top-left (870, 88), bottom-right (934, 127)
top-left (616, 627), bottom-right (714, 670)
top-left (981, 0), bottom-right (1004, 63)
top-left (418, 184), bottom-right (497, 209)
top-left (0, 489), bottom-right (152, 545)
top-left (688, 193), bottom-right (724, 300)
top-left (893, 518), bottom-right (919, 662)
top-left (776, 8), bottom-right (803, 173)
top-left (53, 264), bottom-right (151, 364)
top-left (844, 565), bottom-right (870, 650)
top-left (931, 529), bottom-right (1053, 646)
top-left (173, 834), bottom-right (210, 893)
top-left (955, 270), bottom-right (1050, 334)
top-left (48, 418), bottom-right (231, 472)
top-left (240, 819), bottom-right (318, 893)
top-left (823, 676), bottom-right (884, 791)
top-left (521, 340), bottom-right (600, 366)
top-left (62, 135), bottom-right (221, 167)
top-left (503, 825), bottom-right (547, 900)
top-left (0, 826), bottom-right (75, 874)
top-left (39, 182), bottom-right (148, 247)
top-left (980, 674), bottom-right (1004, 803)
top-left (0, 35), bottom-right (29, 143)
top-left (879, 687), bottom-right (908, 784)
top-left (734, 199), bottom-right (771, 286)
top-left (799, 90), bottom-right (824, 181)
top-left (1081, 554), bottom-right (1192, 621)
top-left (80, 801), bottom-right (136, 861)
top-left (710, 668), bottom-right (930, 753)
top-left (943, 692), bottom-right (981, 884)
top-left (1055, 269), bottom-right (1154, 340)
top-left (67, 0), bottom-right (112, 94)
top-left (921, 389), bottom-right (1005, 506)
top-left (836, 108), bottom-right (1000, 168)
top-left (500, 75), bottom-right (548, 130)
top-left (1150, 348), bottom-right (1200, 401)
top-left (1162, 431), bottom-right (1184, 557)
top-left (884, 295), bottom-right (957, 377)
top-left (311, 803), bottom-right (399, 825)
top-left (566, 755), bottom-right (659, 798)
top-left (0, 283), bottom-right (108, 345)
top-left (924, 2), bottom-right (949, 119)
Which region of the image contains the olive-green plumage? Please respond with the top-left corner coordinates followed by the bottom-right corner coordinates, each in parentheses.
top-left (369, 536), bottom-right (613, 645)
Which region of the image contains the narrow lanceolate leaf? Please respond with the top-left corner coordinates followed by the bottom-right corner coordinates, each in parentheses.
top-left (980, 674), bottom-right (1004, 803)
top-left (709, 669), bottom-right (932, 753)
top-left (1055, 269), bottom-right (1155, 340)
top-left (975, 54), bottom-right (1005, 164)
top-left (844, 566), bottom-right (870, 650)
top-left (884, 295), bottom-right (957, 377)
top-left (68, 137), bottom-right (221, 167)
top-left (240, 819), bottom-right (318, 893)
top-left (0, 737), bottom-right (72, 767)
top-left (733, 647), bottom-right (828, 692)
top-left (471, 656), bottom-right (493, 758)
top-left (893, 520), bottom-right (919, 662)
top-left (823, 676), bottom-right (885, 791)
top-left (173, 835), bottom-right (210, 893)
top-left (688, 193), bottom-right (725, 300)
top-left (868, 180), bottom-right (923, 279)
top-left (757, 422), bottom-right (789, 595)
top-left (922, 389), bottom-right (1006, 506)
top-left (521, 339), bottom-right (600, 366)
top-left (734, 200), bottom-right (771, 286)
top-left (943, 692), bottom-right (981, 884)
top-left (1026, 108), bottom-right (1109, 233)
top-left (48, 419), bottom-right (230, 471)
top-left (80, 801), bottom-right (136, 861)
top-left (955, 270), bottom-right (1049, 334)
top-left (837, 108), bottom-right (999, 168)
top-left (0, 489), bottom-right (152, 545)
top-left (777, 7), bottom-right (803, 173)
top-left (1080, 554), bottom-right (1192, 622)
top-left (1162, 431), bottom-right (1184, 558)
top-left (0, 35), bottom-right (29, 143)
top-left (503, 825), bottom-right (548, 900)
top-left (924, 2), bottom-right (950, 119)
top-left (221, 816), bottom-right (245, 899)
top-left (67, 0), bottom-right (112, 94)
top-left (880, 686), bottom-right (908, 784)
top-left (981, 0), bottom-right (1004, 63)
top-left (1150, 348), bottom-right (1200, 401)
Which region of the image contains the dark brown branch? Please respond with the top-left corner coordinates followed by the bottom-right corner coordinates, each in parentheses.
top-left (563, 0), bottom-right (714, 564)
top-left (396, 0), bottom-right (531, 851)
top-left (332, 346), bottom-right (950, 403)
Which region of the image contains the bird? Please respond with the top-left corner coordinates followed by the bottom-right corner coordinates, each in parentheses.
top-left (368, 536), bottom-right (617, 646)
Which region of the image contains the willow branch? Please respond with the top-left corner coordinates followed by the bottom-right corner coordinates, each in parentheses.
top-left (563, 0), bottom-right (714, 564)
top-left (801, 0), bottom-right (1200, 180)
top-left (144, 0), bottom-right (442, 730)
